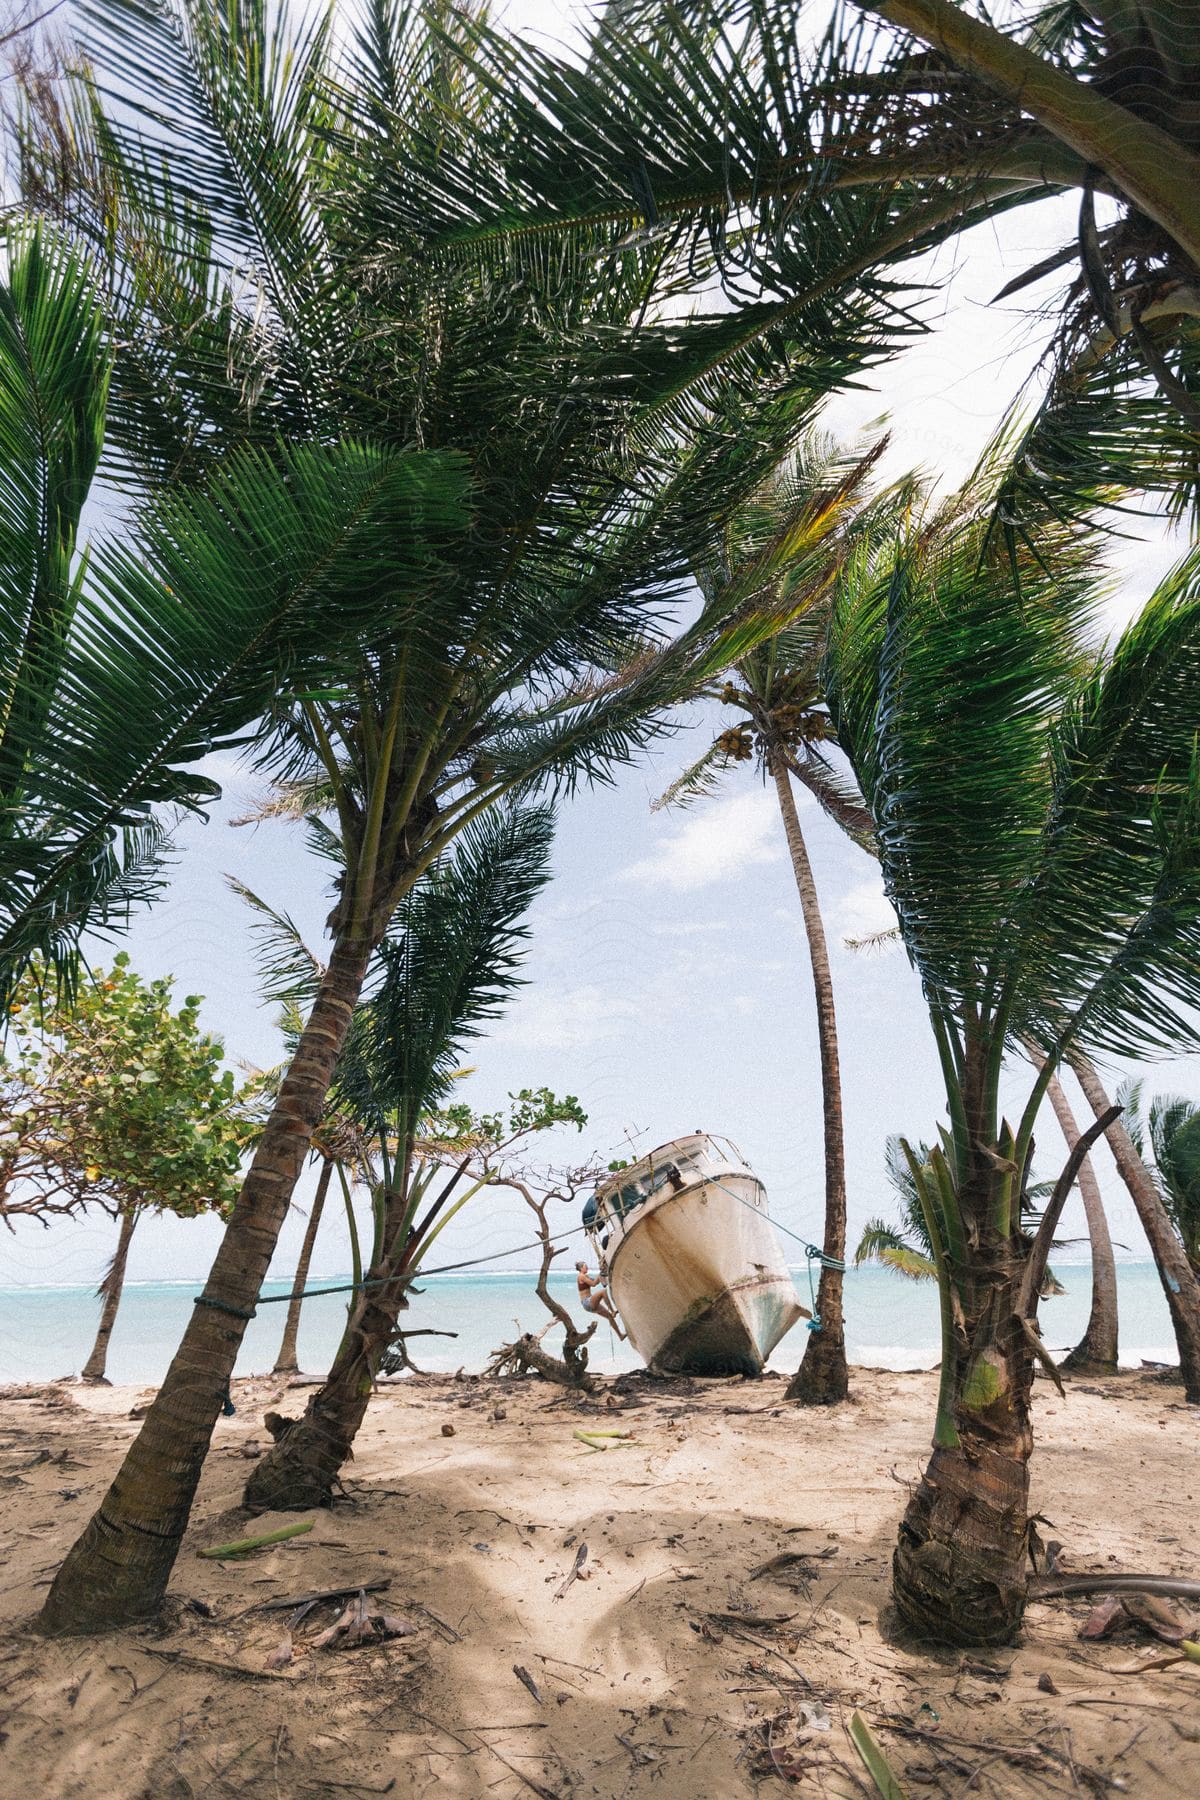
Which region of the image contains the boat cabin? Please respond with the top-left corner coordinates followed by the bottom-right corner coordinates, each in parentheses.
top-left (583, 1132), bottom-right (761, 1253)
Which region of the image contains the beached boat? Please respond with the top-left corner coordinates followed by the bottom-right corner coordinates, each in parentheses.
top-left (581, 1133), bottom-right (807, 1376)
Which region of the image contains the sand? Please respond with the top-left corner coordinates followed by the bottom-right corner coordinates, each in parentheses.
top-left (1, 1366), bottom-right (1198, 1798)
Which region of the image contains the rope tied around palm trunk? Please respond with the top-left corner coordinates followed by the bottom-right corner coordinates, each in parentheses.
top-left (804, 1242), bottom-right (847, 1332)
top-left (193, 1294), bottom-right (257, 1321)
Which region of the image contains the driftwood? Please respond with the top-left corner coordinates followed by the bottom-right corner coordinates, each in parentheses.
top-left (259, 1580), bottom-right (391, 1613)
top-left (486, 1170), bottom-right (600, 1390)
top-left (487, 1327), bottom-right (597, 1392)
top-left (1035, 1573), bottom-right (1200, 1603)
top-left (379, 1326), bottom-right (458, 1377)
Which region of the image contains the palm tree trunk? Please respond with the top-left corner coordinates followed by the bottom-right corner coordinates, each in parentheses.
top-left (81, 1208), bottom-right (139, 1385)
top-left (893, 1084), bottom-right (1122, 1646)
top-left (1041, 1067), bottom-right (1119, 1374)
top-left (893, 1365), bottom-right (1033, 1646)
top-left (772, 761), bottom-right (849, 1405)
top-left (247, 1170), bottom-right (421, 1510)
top-left (893, 1173), bottom-right (1035, 1645)
top-left (244, 1272), bottom-right (407, 1512)
top-left (36, 936), bottom-right (372, 1637)
top-left (272, 1157), bottom-right (334, 1376)
top-left (1070, 1050), bottom-right (1200, 1401)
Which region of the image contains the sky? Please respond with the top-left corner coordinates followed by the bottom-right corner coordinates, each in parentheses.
top-left (3, 0), bottom-right (1197, 1301)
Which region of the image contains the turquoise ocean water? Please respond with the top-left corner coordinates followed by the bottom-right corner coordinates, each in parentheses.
top-left (0, 1261), bottom-right (1179, 1388)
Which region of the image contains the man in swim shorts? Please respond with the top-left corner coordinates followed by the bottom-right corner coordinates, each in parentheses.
top-left (576, 1260), bottom-right (626, 1339)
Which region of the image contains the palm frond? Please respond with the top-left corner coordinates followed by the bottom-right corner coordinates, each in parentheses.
top-left (1017, 546), bottom-right (1200, 1059)
top-left (854, 1216), bottom-right (935, 1280)
top-left (1148, 1092), bottom-right (1200, 1266)
top-left (0, 218), bottom-right (109, 792)
top-left (225, 874), bottom-right (324, 1008)
top-left (0, 438), bottom-right (469, 997)
top-left (651, 740), bottom-right (736, 813)
top-left (333, 803), bottom-right (554, 1142)
top-left (827, 487), bottom-right (1104, 1017)
top-left (31, 0), bottom-right (343, 475)
top-left (879, 1242), bottom-right (938, 1280)
top-left (843, 924), bottom-right (902, 953)
top-left (1114, 1075), bottom-right (1145, 1156)
top-left (786, 749), bottom-right (875, 850)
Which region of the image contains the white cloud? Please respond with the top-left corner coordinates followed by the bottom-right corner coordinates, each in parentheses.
top-left (494, 982), bottom-right (643, 1051)
top-left (619, 789), bottom-right (784, 893)
top-left (832, 875), bottom-right (901, 953)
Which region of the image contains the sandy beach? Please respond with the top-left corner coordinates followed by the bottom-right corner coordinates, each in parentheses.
top-left (1, 1367), bottom-right (1197, 1798)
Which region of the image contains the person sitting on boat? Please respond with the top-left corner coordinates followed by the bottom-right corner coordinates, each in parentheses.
top-left (576, 1261), bottom-right (626, 1339)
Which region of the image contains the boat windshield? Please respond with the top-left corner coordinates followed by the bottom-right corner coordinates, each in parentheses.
top-left (618, 1152), bottom-right (702, 1212)
top-left (613, 1177), bottom-right (650, 1217)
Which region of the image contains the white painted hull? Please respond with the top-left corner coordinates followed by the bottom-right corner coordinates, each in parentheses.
top-left (604, 1171), bottom-right (805, 1376)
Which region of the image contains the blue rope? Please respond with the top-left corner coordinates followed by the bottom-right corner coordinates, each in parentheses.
top-left (803, 1244), bottom-right (847, 1331)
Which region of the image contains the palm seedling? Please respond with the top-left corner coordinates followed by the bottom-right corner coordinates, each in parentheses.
top-left (825, 486), bottom-right (1200, 1645)
top-left (28, 0), bottom-right (910, 1631)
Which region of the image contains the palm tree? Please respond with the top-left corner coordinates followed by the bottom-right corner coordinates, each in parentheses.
top-left (79, 1208), bottom-right (139, 1386)
top-left (1147, 1095), bottom-right (1200, 1274)
top-left (849, 0), bottom-right (1200, 266)
top-left (612, 0), bottom-right (1200, 279)
top-left (243, 802), bottom-right (559, 1511)
top-left (1039, 1063), bottom-right (1119, 1374)
top-left (30, 0), bottom-right (889, 1633)
top-left (270, 1164), bottom-right (331, 1377)
top-left (855, 1138), bottom-right (939, 1281)
top-left (416, 2), bottom-right (1200, 1411)
top-left (1095, 1073), bottom-right (1200, 1281)
top-left (828, 0), bottom-right (1200, 527)
top-left (857, 1137), bottom-right (1064, 1297)
top-left (654, 440), bottom-right (890, 1404)
top-left (1069, 1049), bottom-right (1200, 1391)
top-left (825, 485), bottom-right (1200, 1646)
top-left (268, 1114), bottom-right (373, 1379)
top-left (231, 932), bottom-right (378, 1383)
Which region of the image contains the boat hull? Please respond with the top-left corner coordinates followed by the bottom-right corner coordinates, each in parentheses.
top-left (606, 1175), bottom-right (805, 1376)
